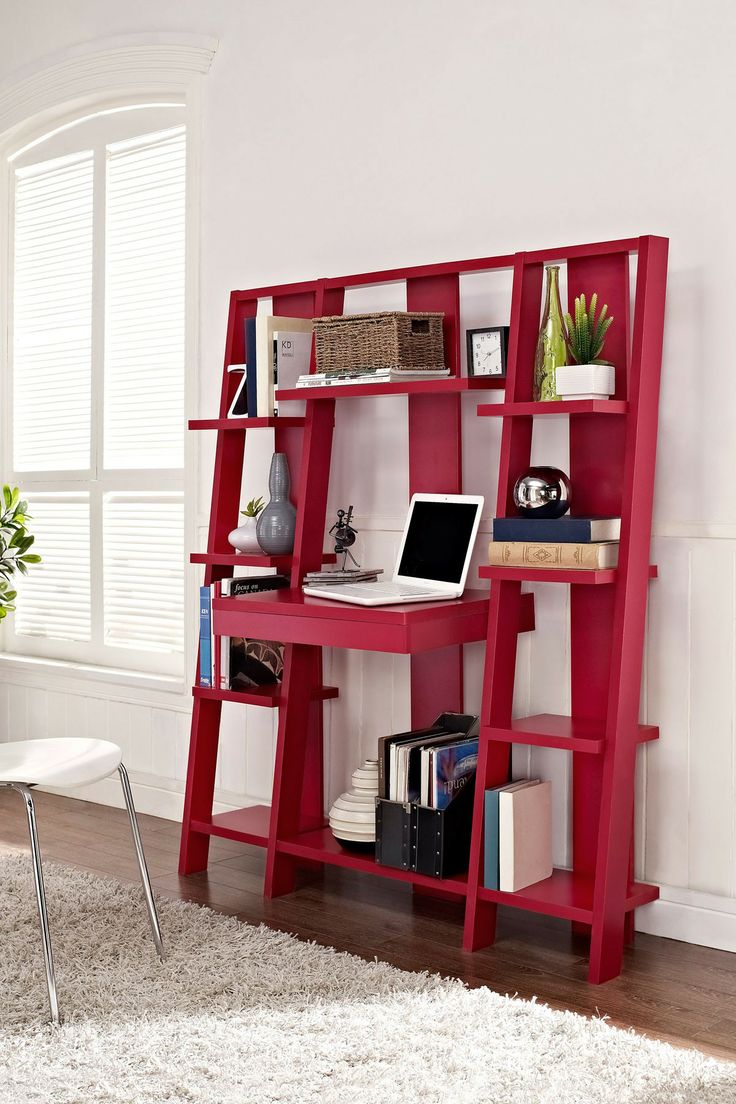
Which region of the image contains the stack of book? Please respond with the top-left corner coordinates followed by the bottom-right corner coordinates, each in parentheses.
top-left (228, 315), bottom-right (313, 418)
top-left (484, 779), bottom-right (552, 892)
top-left (488, 516), bottom-right (622, 570)
top-left (378, 721), bottom-right (479, 809)
top-left (302, 567), bottom-right (383, 587)
top-left (295, 367), bottom-right (451, 389)
top-left (199, 574), bottom-right (288, 691)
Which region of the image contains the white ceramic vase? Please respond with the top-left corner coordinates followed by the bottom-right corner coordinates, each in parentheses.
top-left (228, 516), bottom-right (262, 555)
top-left (328, 759), bottom-right (379, 850)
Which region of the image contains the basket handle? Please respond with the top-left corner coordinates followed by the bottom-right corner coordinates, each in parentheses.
top-left (410, 319), bottom-right (430, 335)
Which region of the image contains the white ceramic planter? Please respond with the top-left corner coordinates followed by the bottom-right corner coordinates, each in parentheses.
top-left (227, 516), bottom-right (262, 554)
top-left (555, 363), bottom-right (615, 399)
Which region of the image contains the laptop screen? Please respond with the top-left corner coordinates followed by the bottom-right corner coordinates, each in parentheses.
top-left (397, 500), bottom-right (480, 584)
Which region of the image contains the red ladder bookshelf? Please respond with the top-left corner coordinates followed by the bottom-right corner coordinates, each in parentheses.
top-left (179, 235), bottom-right (668, 983)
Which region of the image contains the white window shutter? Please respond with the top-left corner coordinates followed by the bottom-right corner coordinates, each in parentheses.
top-left (13, 495), bottom-right (92, 642)
top-left (12, 151), bottom-right (93, 472)
top-left (103, 494), bottom-right (184, 653)
top-left (104, 126), bottom-right (186, 470)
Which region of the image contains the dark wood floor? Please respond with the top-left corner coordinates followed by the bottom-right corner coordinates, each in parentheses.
top-left (1, 789), bottom-right (735, 1061)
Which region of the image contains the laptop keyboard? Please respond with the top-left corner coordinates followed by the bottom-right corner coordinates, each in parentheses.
top-left (332, 582), bottom-right (433, 598)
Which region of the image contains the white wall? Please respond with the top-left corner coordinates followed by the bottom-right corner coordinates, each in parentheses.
top-left (1, 0), bottom-right (735, 950)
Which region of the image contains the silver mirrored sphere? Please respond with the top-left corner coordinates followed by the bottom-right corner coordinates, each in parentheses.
top-left (513, 466), bottom-right (572, 518)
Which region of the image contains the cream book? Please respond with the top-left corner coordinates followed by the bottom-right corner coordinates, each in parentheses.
top-left (498, 779), bottom-right (552, 892)
top-left (255, 315), bottom-right (313, 416)
top-left (488, 540), bottom-right (619, 569)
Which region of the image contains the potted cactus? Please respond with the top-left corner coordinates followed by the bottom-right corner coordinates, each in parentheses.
top-left (228, 496), bottom-right (265, 555)
top-left (556, 293), bottom-right (615, 400)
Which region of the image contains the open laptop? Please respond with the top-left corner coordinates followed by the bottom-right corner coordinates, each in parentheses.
top-left (302, 493), bottom-right (484, 607)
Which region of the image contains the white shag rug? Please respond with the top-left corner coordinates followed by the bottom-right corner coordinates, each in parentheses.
top-left (0, 855), bottom-right (734, 1104)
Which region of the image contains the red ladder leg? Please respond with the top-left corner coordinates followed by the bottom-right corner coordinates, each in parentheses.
top-left (264, 643), bottom-right (324, 898)
top-left (178, 697), bottom-right (222, 874)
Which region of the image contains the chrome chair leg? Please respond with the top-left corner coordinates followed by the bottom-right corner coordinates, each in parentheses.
top-left (14, 784), bottom-right (60, 1025)
top-left (118, 764), bottom-right (165, 960)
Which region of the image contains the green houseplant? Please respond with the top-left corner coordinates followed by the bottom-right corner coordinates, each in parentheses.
top-left (556, 293), bottom-right (616, 400)
top-left (228, 496), bottom-right (266, 555)
top-left (0, 485), bottom-right (41, 619)
top-left (563, 293), bottom-right (614, 366)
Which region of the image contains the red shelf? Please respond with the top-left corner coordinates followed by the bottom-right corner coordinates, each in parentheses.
top-left (478, 869), bottom-right (659, 924)
top-left (180, 235), bottom-right (668, 987)
top-left (478, 399), bottom-right (628, 417)
top-left (191, 805), bottom-right (271, 847)
top-left (484, 714), bottom-right (659, 754)
top-left (193, 684), bottom-right (339, 707)
top-left (276, 377), bottom-right (504, 402)
top-left (190, 552), bottom-right (337, 568)
top-left (276, 825), bottom-right (468, 896)
top-left (212, 588), bottom-right (506, 654)
top-left (479, 564), bottom-right (658, 585)
top-left (188, 417), bottom-right (305, 430)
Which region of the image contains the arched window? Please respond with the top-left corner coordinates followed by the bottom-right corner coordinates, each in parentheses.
top-left (3, 102), bottom-right (187, 676)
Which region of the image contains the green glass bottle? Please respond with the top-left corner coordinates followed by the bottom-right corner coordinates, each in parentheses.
top-left (534, 265), bottom-right (566, 402)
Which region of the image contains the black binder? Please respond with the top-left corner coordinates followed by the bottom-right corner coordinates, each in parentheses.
top-left (375, 777), bottom-right (476, 879)
top-left (374, 712), bottom-right (479, 879)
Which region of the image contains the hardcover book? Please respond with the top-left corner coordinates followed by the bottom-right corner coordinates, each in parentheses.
top-left (244, 317), bottom-right (258, 418)
top-left (223, 575), bottom-right (289, 597)
top-left (198, 585), bottom-right (213, 687)
top-left (484, 780), bottom-right (536, 890)
top-left (492, 517), bottom-right (621, 543)
top-left (498, 780), bottom-right (553, 892)
top-left (274, 330), bottom-right (312, 416)
top-left (256, 315), bottom-right (313, 416)
top-left (488, 540), bottom-right (619, 569)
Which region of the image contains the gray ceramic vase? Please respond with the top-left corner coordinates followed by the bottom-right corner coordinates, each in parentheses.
top-left (256, 453), bottom-right (297, 555)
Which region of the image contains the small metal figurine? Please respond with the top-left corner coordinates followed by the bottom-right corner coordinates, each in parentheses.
top-left (329, 506), bottom-right (360, 571)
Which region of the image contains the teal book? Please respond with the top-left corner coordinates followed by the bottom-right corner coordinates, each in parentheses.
top-left (484, 788), bottom-right (501, 890)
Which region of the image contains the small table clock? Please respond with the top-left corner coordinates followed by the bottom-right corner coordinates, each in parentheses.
top-left (466, 326), bottom-right (509, 378)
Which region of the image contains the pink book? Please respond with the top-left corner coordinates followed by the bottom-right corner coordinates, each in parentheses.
top-left (498, 780), bottom-right (552, 892)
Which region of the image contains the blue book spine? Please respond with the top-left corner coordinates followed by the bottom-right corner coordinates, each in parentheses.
top-left (492, 517), bottom-right (617, 543)
top-left (484, 788), bottom-right (500, 890)
top-left (244, 317), bottom-right (258, 417)
top-left (198, 585), bottom-right (213, 687)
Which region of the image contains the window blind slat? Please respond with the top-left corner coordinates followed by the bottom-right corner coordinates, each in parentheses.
top-left (13, 151), bottom-right (93, 473)
top-left (13, 497), bottom-right (91, 642)
top-left (104, 126), bottom-right (185, 471)
top-left (103, 495), bottom-right (184, 653)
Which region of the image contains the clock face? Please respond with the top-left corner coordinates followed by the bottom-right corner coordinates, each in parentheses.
top-left (471, 329), bottom-right (503, 376)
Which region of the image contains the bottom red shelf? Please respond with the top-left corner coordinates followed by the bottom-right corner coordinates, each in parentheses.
top-left (191, 804), bottom-right (271, 846)
top-left (478, 868), bottom-right (659, 923)
top-left (276, 826), bottom-right (469, 896)
top-left (189, 811), bottom-right (659, 925)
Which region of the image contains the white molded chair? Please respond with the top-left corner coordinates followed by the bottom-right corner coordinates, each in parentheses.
top-left (0, 738), bottom-right (164, 1024)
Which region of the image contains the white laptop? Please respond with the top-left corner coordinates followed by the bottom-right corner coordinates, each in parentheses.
top-left (302, 493), bottom-right (484, 607)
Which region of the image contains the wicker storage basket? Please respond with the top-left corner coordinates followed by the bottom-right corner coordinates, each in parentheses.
top-left (313, 311), bottom-right (445, 374)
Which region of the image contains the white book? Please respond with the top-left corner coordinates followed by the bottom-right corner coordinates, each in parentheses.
top-left (255, 316), bottom-right (313, 416)
top-left (296, 368), bottom-right (450, 388)
top-left (498, 780), bottom-right (553, 892)
top-left (274, 330), bottom-right (312, 417)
